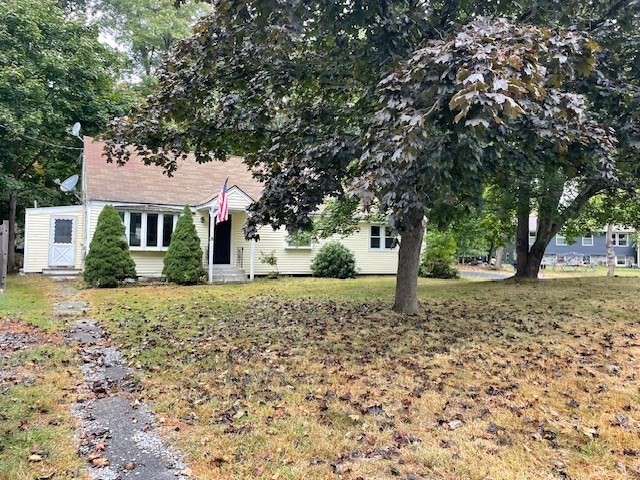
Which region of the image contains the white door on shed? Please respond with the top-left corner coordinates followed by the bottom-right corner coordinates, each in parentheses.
top-left (49, 216), bottom-right (76, 267)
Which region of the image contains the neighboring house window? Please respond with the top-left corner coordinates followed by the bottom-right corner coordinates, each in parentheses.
top-left (528, 231), bottom-right (536, 245)
top-left (370, 225), bottom-right (396, 250)
top-left (285, 232), bottom-right (312, 249)
top-left (556, 235), bottom-right (567, 246)
top-left (582, 234), bottom-right (593, 246)
top-left (119, 211), bottom-right (178, 249)
top-left (613, 233), bottom-right (629, 247)
top-left (616, 255), bottom-right (627, 266)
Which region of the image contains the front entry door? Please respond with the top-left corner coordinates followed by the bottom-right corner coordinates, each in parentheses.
top-left (49, 216), bottom-right (76, 267)
top-left (213, 214), bottom-right (232, 264)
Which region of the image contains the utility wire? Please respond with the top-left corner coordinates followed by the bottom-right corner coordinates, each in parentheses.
top-left (0, 123), bottom-right (83, 151)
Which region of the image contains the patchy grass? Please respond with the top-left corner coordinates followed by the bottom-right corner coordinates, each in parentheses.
top-left (1, 274), bottom-right (60, 330)
top-left (0, 275), bottom-right (84, 480)
top-left (84, 276), bottom-right (640, 479)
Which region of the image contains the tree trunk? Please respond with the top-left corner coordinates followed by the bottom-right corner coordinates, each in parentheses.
top-left (515, 197), bottom-right (530, 277)
top-left (521, 243), bottom-right (545, 277)
top-left (487, 242), bottom-right (495, 265)
top-left (493, 246), bottom-right (504, 270)
top-left (393, 212), bottom-right (425, 315)
top-left (7, 190), bottom-right (17, 272)
top-left (606, 223), bottom-right (615, 277)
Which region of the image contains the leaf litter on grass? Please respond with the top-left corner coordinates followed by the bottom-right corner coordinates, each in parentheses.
top-left (84, 277), bottom-right (640, 479)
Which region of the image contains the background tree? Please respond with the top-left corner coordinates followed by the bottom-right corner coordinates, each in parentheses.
top-left (84, 205), bottom-right (136, 287)
top-left (419, 230), bottom-right (459, 279)
top-left (95, 0), bottom-right (210, 83)
top-left (163, 206), bottom-right (205, 285)
top-left (106, 1), bottom-right (630, 312)
top-left (0, 0), bottom-right (126, 271)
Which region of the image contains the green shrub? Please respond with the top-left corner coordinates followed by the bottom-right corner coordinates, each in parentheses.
top-left (311, 241), bottom-right (357, 279)
top-left (84, 205), bottom-right (137, 287)
top-left (259, 250), bottom-right (279, 278)
top-left (163, 206), bottom-right (205, 285)
top-left (419, 230), bottom-right (460, 279)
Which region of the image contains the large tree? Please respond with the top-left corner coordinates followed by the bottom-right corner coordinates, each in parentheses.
top-left (503, 0), bottom-right (640, 278)
top-left (0, 0), bottom-right (124, 271)
top-left (105, 1), bottom-right (623, 313)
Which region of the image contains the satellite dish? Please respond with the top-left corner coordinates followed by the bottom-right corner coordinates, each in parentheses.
top-left (59, 174), bottom-right (79, 192)
top-left (71, 122), bottom-right (81, 138)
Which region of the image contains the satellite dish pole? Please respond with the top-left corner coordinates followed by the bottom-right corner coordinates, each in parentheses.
top-left (68, 122), bottom-right (89, 257)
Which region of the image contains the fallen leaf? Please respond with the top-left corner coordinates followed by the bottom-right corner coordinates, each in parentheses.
top-left (91, 457), bottom-right (110, 468)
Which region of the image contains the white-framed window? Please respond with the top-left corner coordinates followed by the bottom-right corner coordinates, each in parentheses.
top-left (556, 235), bottom-right (567, 246)
top-left (370, 225), bottom-right (396, 250)
top-left (616, 255), bottom-right (627, 266)
top-left (528, 231), bottom-right (536, 245)
top-left (285, 232), bottom-right (312, 250)
top-left (582, 234), bottom-right (594, 246)
top-left (118, 211), bottom-right (178, 250)
top-left (613, 233), bottom-right (629, 247)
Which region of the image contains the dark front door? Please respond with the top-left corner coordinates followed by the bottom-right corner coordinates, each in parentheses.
top-left (213, 214), bottom-right (232, 264)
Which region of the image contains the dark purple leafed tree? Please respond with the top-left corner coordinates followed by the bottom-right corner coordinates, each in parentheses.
top-left (105, 1), bottom-right (621, 313)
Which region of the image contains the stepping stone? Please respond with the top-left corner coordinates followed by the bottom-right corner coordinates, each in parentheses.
top-left (65, 319), bottom-right (102, 345)
top-left (54, 300), bottom-right (88, 316)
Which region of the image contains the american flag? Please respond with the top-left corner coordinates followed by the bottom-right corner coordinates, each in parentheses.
top-left (216, 178), bottom-right (229, 224)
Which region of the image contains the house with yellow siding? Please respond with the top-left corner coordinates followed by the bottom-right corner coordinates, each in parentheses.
top-left (23, 138), bottom-right (400, 281)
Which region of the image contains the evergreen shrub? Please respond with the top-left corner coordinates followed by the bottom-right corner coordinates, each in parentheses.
top-left (84, 205), bottom-right (136, 287)
top-left (163, 206), bottom-right (205, 285)
top-left (310, 241), bottom-right (357, 278)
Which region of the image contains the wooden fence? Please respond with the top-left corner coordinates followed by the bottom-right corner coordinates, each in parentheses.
top-left (0, 220), bottom-right (8, 291)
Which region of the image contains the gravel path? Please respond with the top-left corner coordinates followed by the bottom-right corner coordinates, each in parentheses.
top-left (58, 288), bottom-right (191, 480)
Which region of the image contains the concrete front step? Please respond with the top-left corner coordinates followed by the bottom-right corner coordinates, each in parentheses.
top-left (43, 268), bottom-right (82, 277)
top-left (210, 266), bottom-right (247, 283)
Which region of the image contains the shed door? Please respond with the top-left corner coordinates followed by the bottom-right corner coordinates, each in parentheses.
top-left (49, 217), bottom-right (76, 267)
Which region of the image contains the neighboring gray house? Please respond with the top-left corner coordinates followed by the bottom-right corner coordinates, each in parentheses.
top-left (528, 216), bottom-right (638, 267)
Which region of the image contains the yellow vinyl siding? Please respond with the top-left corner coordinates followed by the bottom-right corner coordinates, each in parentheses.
top-left (230, 213), bottom-right (399, 275)
top-left (130, 251), bottom-right (166, 277)
top-left (23, 206), bottom-right (83, 273)
top-left (194, 212), bottom-right (209, 268)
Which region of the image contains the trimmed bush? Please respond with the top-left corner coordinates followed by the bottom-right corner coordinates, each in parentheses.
top-left (419, 230), bottom-right (460, 279)
top-left (311, 241), bottom-right (357, 278)
top-left (84, 205), bottom-right (136, 287)
top-left (163, 206), bottom-right (205, 285)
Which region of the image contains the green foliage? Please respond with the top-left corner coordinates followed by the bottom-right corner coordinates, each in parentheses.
top-left (84, 205), bottom-right (136, 287)
top-left (312, 196), bottom-right (361, 240)
top-left (95, 0), bottom-right (210, 80)
top-left (0, 0), bottom-right (130, 269)
top-left (419, 231), bottom-right (459, 279)
top-left (259, 250), bottom-right (278, 278)
top-left (163, 206), bottom-right (205, 285)
top-left (311, 242), bottom-right (357, 279)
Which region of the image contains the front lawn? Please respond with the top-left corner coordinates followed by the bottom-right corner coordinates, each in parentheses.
top-left (84, 276), bottom-right (640, 479)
